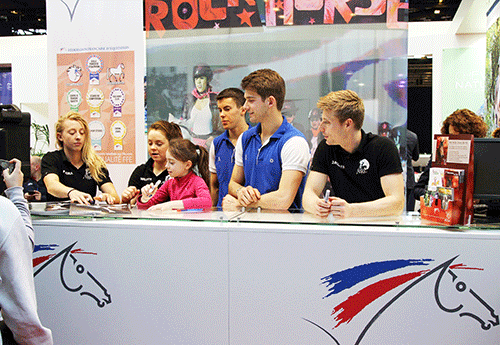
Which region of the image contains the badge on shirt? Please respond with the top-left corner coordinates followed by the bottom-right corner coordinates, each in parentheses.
top-left (357, 159), bottom-right (370, 174)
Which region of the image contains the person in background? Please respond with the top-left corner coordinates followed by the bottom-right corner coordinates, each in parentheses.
top-left (23, 155), bottom-right (47, 202)
top-left (302, 90), bottom-right (404, 218)
top-left (223, 69), bottom-right (310, 211)
top-left (137, 139), bottom-right (212, 211)
top-left (42, 111), bottom-right (119, 205)
top-left (282, 100), bottom-right (305, 135)
top-left (182, 64), bottom-right (223, 142)
top-left (1, 159), bottom-right (53, 344)
top-left (122, 121), bottom-right (182, 205)
top-left (209, 88), bottom-right (249, 207)
top-left (305, 107), bottom-right (324, 158)
top-left (492, 127), bottom-right (500, 138)
top-left (405, 129), bottom-right (420, 211)
top-left (414, 109), bottom-right (487, 201)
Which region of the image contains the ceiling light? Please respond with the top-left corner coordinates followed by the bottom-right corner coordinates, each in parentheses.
top-left (434, 9), bottom-right (440, 14)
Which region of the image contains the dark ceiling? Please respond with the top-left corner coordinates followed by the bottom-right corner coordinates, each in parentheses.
top-left (0, 0), bottom-right (462, 36)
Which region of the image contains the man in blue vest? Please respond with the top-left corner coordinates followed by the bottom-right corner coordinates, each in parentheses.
top-left (223, 69), bottom-right (310, 210)
top-left (302, 90), bottom-right (404, 218)
top-left (209, 88), bottom-right (249, 207)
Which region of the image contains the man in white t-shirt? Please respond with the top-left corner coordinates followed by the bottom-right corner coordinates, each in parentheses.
top-left (222, 69), bottom-right (310, 211)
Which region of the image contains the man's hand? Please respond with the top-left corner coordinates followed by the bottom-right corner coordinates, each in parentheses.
top-left (2, 159), bottom-right (23, 189)
top-left (313, 198), bottom-right (332, 218)
top-left (222, 194), bottom-right (241, 211)
top-left (236, 186), bottom-right (261, 207)
top-left (329, 196), bottom-right (353, 218)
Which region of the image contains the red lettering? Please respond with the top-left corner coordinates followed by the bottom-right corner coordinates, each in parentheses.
top-left (387, 0), bottom-right (408, 29)
top-left (199, 0), bottom-right (226, 21)
top-left (145, 0), bottom-right (169, 38)
top-left (172, 0), bottom-right (199, 29)
top-left (324, 0), bottom-right (353, 24)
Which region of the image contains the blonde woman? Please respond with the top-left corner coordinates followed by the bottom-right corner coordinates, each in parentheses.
top-left (42, 111), bottom-right (119, 204)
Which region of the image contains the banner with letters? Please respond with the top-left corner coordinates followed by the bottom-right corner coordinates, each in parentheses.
top-left (145, 0), bottom-right (408, 36)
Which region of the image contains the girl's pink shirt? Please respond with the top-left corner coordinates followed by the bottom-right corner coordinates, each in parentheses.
top-left (137, 171), bottom-right (212, 210)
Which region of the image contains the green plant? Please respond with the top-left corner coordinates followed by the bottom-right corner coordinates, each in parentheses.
top-left (31, 123), bottom-right (50, 156)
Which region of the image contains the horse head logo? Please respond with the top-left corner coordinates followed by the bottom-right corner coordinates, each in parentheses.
top-left (305, 256), bottom-right (498, 344)
top-left (434, 259), bottom-right (499, 330)
top-left (34, 242), bottom-right (111, 308)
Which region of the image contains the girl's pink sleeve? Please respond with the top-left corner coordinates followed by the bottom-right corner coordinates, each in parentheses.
top-left (136, 182), bottom-right (171, 210)
top-left (182, 178), bottom-right (212, 210)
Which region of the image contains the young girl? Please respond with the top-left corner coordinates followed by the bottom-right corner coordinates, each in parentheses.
top-left (137, 139), bottom-right (212, 211)
top-left (121, 121), bottom-right (182, 204)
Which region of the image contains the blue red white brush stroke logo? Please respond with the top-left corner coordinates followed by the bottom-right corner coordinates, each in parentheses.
top-left (33, 242), bottom-right (111, 308)
top-left (304, 257), bottom-right (499, 345)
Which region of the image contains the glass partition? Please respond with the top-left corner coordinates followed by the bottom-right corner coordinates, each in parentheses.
top-left (146, 24), bottom-right (408, 142)
top-left (30, 202), bottom-right (500, 230)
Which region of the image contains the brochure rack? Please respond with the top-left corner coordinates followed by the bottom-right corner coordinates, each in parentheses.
top-left (420, 134), bottom-right (474, 225)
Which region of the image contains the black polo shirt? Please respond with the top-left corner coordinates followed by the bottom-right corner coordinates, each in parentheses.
top-left (128, 158), bottom-right (170, 190)
top-left (41, 150), bottom-right (112, 202)
top-left (311, 130), bottom-right (402, 204)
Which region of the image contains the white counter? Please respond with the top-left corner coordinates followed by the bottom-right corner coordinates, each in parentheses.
top-left (32, 212), bottom-right (500, 344)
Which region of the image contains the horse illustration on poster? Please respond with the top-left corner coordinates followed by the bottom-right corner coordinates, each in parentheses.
top-left (107, 63), bottom-right (125, 83)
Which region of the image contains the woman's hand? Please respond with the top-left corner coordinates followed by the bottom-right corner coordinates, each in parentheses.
top-left (121, 186), bottom-right (139, 204)
top-left (68, 189), bottom-right (93, 205)
top-left (95, 193), bottom-right (116, 204)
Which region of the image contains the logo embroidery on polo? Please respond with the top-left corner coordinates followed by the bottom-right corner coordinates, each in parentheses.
top-left (357, 159), bottom-right (370, 174)
top-left (63, 170), bottom-right (73, 176)
top-left (331, 160), bottom-right (345, 169)
top-left (139, 177), bottom-right (152, 182)
top-left (84, 168), bottom-right (93, 180)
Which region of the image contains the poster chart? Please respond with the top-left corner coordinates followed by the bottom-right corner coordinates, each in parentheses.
top-left (57, 51), bottom-right (135, 164)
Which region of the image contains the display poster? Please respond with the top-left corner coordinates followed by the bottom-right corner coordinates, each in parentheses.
top-left (486, 16), bottom-right (500, 134)
top-left (442, 48), bottom-right (485, 123)
top-left (0, 71), bottom-right (12, 105)
top-left (57, 51), bottom-right (135, 164)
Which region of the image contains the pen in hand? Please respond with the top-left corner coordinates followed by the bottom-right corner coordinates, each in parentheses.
top-left (324, 189), bottom-right (330, 202)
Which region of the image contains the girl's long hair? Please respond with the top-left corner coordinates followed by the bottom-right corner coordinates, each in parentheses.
top-left (56, 111), bottom-right (107, 182)
top-left (168, 139), bottom-right (209, 187)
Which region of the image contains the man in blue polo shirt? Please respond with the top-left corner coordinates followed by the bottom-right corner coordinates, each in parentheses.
top-left (302, 90), bottom-right (405, 218)
top-left (223, 69), bottom-right (310, 210)
top-left (209, 88), bottom-right (249, 207)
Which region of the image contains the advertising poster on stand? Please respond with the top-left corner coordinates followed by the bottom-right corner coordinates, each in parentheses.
top-left (57, 51), bottom-right (136, 164)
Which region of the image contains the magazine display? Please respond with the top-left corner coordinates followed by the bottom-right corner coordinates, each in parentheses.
top-left (420, 134), bottom-right (474, 225)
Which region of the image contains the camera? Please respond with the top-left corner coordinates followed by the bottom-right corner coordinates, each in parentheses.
top-left (0, 159), bottom-right (14, 174)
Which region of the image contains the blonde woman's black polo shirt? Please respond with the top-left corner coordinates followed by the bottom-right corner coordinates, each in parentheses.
top-left (41, 150), bottom-right (112, 202)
